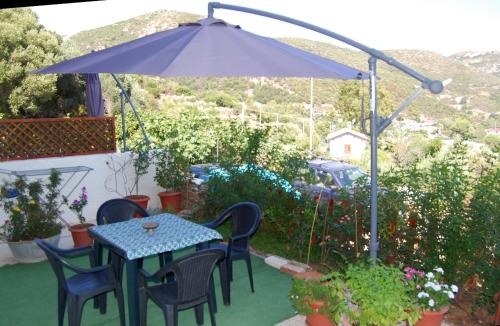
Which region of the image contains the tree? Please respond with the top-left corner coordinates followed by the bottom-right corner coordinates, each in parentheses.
top-left (0, 9), bottom-right (84, 118)
top-left (334, 81), bottom-right (394, 128)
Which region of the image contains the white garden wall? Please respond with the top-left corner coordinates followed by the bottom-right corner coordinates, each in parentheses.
top-left (0, 152), bottom-right (164, 265)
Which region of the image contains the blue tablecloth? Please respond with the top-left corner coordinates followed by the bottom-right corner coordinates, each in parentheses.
top-left (89, 214), bottom-right (222, 260)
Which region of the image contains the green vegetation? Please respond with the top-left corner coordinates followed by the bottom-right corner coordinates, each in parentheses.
top-left (0, 170), bottom-right (63, 241)
top-left (0, 9), bottom-right (84, 118)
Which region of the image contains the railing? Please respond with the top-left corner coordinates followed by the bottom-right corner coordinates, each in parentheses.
top-left (0, 117), bottom-right (116, 161)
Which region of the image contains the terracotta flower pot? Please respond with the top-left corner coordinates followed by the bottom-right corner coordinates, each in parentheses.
top-left (306, 301), bottom-right (335, 326)
top-left (69, 223), bottom-right (95, 247)
top-left (125, 194), bottom-right (150, 210)
top-left (125, 195), bottom-right (150, 217)
top-left (158, 191), bottom-right (182, 212)
top-left (415, 306), bottom-right (449, 326)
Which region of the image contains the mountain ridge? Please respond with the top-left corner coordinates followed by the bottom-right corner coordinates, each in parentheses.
top-left (63, 10), bottom-right (500, 140)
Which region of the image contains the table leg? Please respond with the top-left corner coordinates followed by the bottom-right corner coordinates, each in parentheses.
top-left (126, 259), bottom-right (139, 326)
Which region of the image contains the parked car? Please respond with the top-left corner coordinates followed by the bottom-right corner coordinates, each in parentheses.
top-left (293, 159), bottom-right (368, 200)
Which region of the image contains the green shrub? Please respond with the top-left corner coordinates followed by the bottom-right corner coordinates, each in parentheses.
top-left (326, 263), bottom-right (419, 326)
top-left (0, 170), bottom-right (63, 241)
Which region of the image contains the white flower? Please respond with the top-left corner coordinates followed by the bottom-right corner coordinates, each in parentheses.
top-left (434, 267), bottom-right (444, 274)
top-left (428, 299), bottom-right (435, 307)
top-left (432, 284), bottom-right (442, 291)
top-left (451, 285), bottom-right (458, 293)
top-left (424, 281), bottom-right (435, 288)
top-left (447, 291), bottom-right (455, 299)
top-left (426, 272), bottom-right (435, 279)
top-left (417, 292), bottom-right (430, 298)
top-left (443, 284), bottom-right (449, 289)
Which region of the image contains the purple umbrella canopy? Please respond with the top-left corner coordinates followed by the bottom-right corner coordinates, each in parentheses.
top-left (84, 73), bottom-right (105, 116)
top-left (35, 18), bottom-right (367, 79)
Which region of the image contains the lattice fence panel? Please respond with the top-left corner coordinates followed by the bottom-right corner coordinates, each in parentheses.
top-left (0, 117), bottom-right (116, 161)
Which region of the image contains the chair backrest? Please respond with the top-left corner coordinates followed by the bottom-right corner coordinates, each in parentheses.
top-left (229, 202), bottom-right (262, 249)
top-left (171, 249), bottom-right (225, 303)
top-left (96, 198), bottom-right (149, 225)
top-left (35, 239), bottom-right (68, 288)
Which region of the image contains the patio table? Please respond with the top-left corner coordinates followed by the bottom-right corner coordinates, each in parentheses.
top-left (89, 213), bottom-right (223, 326)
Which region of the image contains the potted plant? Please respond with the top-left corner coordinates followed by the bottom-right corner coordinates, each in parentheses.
top-left (63, 187), bottom-right (93, 247)
top-left (154, 149), bottom-right (190, 212)
top-left (403, 266), bottom-right (458, 326)
top-left (125, 145), bottom-right (151, 210)
top-left (289, 277), bottom-right (348, 326)
top-left (325, 262), bottom-right (420, 326)
top-left (0, 170), bottom-right (63, 263)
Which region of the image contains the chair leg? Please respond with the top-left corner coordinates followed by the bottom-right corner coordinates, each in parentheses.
top-left (68, 296), bottom-right (84, 326)
top-left (227, 258), bottom-right (233, 282)
top-left (115, 285), bottom-right (126, 326)
top-left (99, 292), bottom-right (107, 314)
top-left (58, 287), bottom-right (67, 326)
top-left (208, 273), bottom-right (217, 313)
top-left (164, 305), bottom-right (178, 326)
top-left (245, 254), bottom-right (255, 293)
top-left (93, 244), bottom-right (104, 309)
top-left (208, 294), bottom-right (217, 326)
top-left (194, 304), bottom-right (204, 325)
top-left (218, 261), bottom-right (230, 305)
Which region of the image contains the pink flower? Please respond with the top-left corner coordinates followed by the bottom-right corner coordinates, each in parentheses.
top-left (405, 273), bottom-right (413, 279)
top-left (404, 266), bottom-right (411, 272)
top-left (416, 285), bottom-right (421, 290)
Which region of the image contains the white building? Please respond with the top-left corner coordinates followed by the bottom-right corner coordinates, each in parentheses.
top-left (326, 128), bottom-right (369, 161)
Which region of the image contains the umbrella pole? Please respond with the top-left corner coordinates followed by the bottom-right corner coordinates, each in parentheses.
top-left (120, 90), bottom-right (127, 151)
top-left (368, 56), bottom-right (379, 264)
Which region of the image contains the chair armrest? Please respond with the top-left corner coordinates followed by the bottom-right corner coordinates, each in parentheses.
top-left (231, 229), bottom-right (257, 242)
top-left (140, 263), bottom-right (176, 285)
top-left (54, 245), bottom-right (94, 258)
top-left (138, 268), bottom-right (156, 283)
top-left (203, 208), bottom-right (233, 229)
top-left (62, 260), bottom-right (113, 274)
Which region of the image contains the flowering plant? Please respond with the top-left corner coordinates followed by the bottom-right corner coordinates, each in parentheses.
top-left (63, 187), bottom-right (88, 224)
top-left (403, 266), bottom-right (458, 311)
top-left (0, 170), bottom-right (63, 241)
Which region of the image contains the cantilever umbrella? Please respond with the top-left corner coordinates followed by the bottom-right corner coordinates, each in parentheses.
top-left (35, 18), bottom-right (367, 79)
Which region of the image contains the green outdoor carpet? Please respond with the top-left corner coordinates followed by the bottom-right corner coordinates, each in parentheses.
top-left (0, 248), bottom-right (295, 326)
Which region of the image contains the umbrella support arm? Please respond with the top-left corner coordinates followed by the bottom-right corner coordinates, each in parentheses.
top-left (377, 87), bottom-right (424, 136)
top-left (111, 74), bottom-right (151, 148)
top-left (208, 2), bottom-right (443, 94)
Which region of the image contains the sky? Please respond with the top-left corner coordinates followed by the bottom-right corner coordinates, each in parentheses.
top-left (31, 0), bottom-right (500, 56)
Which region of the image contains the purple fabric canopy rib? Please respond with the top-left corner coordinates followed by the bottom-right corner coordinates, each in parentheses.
top-left (35, 18), bottom-right (367, 79)
top-left (84, 74), bottom-right (104, 116)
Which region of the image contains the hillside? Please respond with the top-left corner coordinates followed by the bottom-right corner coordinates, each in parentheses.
top-left (63, 10), bottom-right (500, 139)
top-left (451, 51), bottom-right (500, 78)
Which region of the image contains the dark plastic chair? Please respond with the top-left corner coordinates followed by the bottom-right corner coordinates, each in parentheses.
top-left (35, 239), bottom-right (125, 326)
top-left (202, 202), bottom-right (262, 301)
top-left (139, 249), bottom-right (225, 326)
top-left (96, 198), bottom-right (170, 282)
top-left (96, 198), bottom-right (149, 225)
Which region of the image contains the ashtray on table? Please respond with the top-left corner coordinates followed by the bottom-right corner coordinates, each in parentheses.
top-left (142, 222), bottom-right (159, 235)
